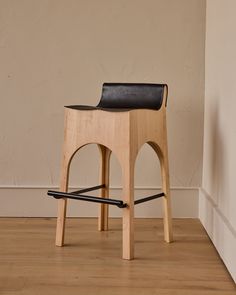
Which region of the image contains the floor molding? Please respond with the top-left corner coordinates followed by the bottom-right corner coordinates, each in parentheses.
top-left (199, 188), bottom-right (236, 283)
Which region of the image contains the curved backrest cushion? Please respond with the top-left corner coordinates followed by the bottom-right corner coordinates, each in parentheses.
top-left (97, 83), bottom-right (168, 110)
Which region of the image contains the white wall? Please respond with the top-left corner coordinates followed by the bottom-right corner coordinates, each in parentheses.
top-left (200, 0), bottom-right (236, 282)
top-left (0, 0), bottom-right (205, 217)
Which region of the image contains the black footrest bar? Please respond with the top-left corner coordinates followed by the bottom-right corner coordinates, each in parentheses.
top-left (71, 184), bottom-right (105, 195)
top-left (134, 192), bottom-right (165, 205)
top-left (47, 186), bottom-right (164, 208)
top-left (47, 190), bottom-right (127, 208)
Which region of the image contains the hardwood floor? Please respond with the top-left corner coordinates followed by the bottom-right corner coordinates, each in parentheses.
top-left (0, 218), bottom-right (235, 294)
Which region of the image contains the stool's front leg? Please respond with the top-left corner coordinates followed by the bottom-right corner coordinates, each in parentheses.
top-left (55, 110), bottom-right (74, 246)
top-left (56, 157), bottom-right (69, 246)
top-left (160, 146), bottom-right (173, 243)
top-left (121, 157), bottom-right (135, 260)
top-left (150, 140), bottom-right (173, 243)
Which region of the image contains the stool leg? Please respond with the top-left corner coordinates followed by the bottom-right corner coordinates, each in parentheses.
top-left (98, 145), bottom-right (111, 231)
top-left (55, 156), bottom-right (70, 246)
top-left (122, 158), bottom-right (134, 260)
top-left (160, 146), bottom-right (173, 243)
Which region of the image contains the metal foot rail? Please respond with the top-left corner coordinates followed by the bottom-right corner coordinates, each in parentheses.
top-left (47, 185), bottom-right (165, 208)
top-left (134, 193), bottom-right (165, 205)
top-left (48, 189), bottom-right (127, 208)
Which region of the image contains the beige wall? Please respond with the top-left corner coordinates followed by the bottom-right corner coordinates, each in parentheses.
top-left (200, 0), bottom-right (236, 282)
top-left (0, 0), bottom-right (205, 217)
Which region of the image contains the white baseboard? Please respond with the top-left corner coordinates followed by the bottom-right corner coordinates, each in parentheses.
top-left (199, 188), bottom-right (236, 283)
top-left (0, 186), bottom-right (198, 218)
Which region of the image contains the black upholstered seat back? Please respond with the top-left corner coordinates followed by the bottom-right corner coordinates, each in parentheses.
top-left (97, 83), bottom-right (167, 110)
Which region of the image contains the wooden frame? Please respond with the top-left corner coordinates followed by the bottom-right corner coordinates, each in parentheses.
top-left (55, 87), bottom-right (173, 259)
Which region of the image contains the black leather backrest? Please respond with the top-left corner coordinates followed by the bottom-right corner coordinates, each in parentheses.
top-left (97, 83), bottom-right (168, 110)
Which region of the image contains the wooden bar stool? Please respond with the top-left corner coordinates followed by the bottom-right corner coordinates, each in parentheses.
top-left (48, 83), bottom-right (173, 260)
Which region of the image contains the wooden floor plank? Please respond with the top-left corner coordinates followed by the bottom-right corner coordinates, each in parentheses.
top-left (0, 218), bottom-right (235, 295)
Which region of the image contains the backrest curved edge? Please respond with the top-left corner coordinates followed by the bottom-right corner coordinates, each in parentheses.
top-left (97, 83), bottom-right (168, 110)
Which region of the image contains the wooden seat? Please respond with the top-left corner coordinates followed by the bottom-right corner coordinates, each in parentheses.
top-left (52, 83), bottom-right (173, 260)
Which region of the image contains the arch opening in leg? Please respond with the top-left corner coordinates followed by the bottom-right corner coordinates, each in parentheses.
top-left (133, 142), bottom-right (164, 212)
top-left (47, 143), bottom-right (127, 209)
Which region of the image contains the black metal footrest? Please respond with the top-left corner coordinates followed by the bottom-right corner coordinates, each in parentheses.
top-left (47, 185), bottom-right (165, 209)
top-left (134, 192), bottom-right (165, 205)
top-left (48, 190), bottom-right (127, 208)
top-left (48, 185), bottom-right (127, 208)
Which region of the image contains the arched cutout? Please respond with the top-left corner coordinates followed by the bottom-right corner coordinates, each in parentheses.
top-left (134, 142), bottom-right (163, 217)
top-left (147, 141), bottom-right (165, 166)
top-left (69, 143), bottom-right (100, 188)
top-left (66, 142), bottom-right (122, 194)
top-left (134, 142), bottom-right (162, 187)
top-left (65, 141), bottom-right (124, 189)
top-left (63, 142), bottom-right (124, 230)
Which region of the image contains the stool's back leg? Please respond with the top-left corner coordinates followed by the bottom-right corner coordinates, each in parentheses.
top-left (56, 156), bottom-right (69, 246)
top-left (98, 145), bottom-right (111, 231)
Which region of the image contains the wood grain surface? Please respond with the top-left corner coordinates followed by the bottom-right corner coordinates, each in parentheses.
top-left (0, 218), bottom-right (235, 295)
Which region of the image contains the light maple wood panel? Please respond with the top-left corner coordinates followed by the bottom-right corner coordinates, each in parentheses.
top-left (0, 218), bottom-right (235, 295)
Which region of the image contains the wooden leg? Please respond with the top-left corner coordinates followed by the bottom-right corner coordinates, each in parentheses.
top-left (121, 158), bottom-right (134, 260)
top-left (56, 109), bottom-right (73, 246)
top-left (160, 146), bottom-right (173, 243)
top-left (56, 156), bottom-right (70, 246)
top-left (149, 141), bottom-right (173, 243)
top-left (56, 198), bottom-right (67, 246)
top-left (98, 145), bottom-right (111, 231)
